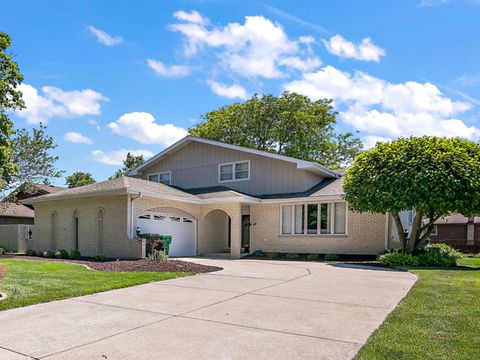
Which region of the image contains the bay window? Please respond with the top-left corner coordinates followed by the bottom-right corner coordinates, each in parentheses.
top-left (281, 202), bottom-right (347, 235)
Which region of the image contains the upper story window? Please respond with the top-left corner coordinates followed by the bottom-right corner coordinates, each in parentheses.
top-left (219, 161), bottom-right (250, 182)
top-left (148, 171), bottom-right (171, 185)
top-left (281, 201), bottom-right (347, 236)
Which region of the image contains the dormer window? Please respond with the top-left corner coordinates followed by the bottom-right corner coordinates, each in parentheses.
top-left (148, 171), bottom-right (171, 185)
top-left (219, 161), bottom-right (250, 182)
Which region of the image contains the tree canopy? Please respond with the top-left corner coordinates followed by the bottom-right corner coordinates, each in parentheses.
top-left (7, 124), bottom-right (63, 191)
top-left (189, 92), bottom-right (363, 168)
top-left (109, 152), bottom-right (145, 179)
top-left (65, 172), bottom-right (96, 188)
top-left (343, 136), bottom-right (480, 252)
top-left (0, 32), bottom-right (24, 190)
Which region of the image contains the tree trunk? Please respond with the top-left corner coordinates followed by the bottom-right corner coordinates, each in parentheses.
top-left (392, 213), bottom-right (407, 252)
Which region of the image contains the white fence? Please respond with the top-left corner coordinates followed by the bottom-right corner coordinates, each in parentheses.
top-left (0, 224), bottom-right (34, 252)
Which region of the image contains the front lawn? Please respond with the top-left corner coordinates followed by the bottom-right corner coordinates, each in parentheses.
top-left (0, 258), bottom-right (192, 311)
top-left (355, 264), bottom-right (480, 360)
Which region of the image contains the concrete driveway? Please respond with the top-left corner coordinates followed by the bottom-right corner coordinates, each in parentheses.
top-left (0, 259), bottom-right (416, 360)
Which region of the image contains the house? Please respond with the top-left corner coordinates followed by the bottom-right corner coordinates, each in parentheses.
top-left (429, 213), bottom-right (480, 253)
top-left (0, 183), bottom-right (65, 225)
top-left (23, 136), bottom-right (389, 259)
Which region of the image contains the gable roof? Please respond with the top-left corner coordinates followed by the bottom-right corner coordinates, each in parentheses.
top-left (129, 136), bottom-right (339, 178)
top-left (22, 176), bottom-right (200, 204)
top-left (0, 202), bottom-right (35, 218)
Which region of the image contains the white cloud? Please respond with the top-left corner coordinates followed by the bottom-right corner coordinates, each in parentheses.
top-left (88, 119), bottom-right (101, 130)
top-left (108, 112), bottom-right (187, 146)
top-left (170, 12), bottom-right (317, 79)
top-left (173, 10), bottom-right (208, 25)
top-left (88, 26), bottom-right (122, 46)
top-left (206, 80), bottom-right (248, 99)
top-left (91, 149), bottom-right (153, 166)
top-left (147, 59), bottom-right (191, 78)
top-left (15, 84), bottom-right (108, 124)
top-left (322, 34), bottom-right (385, 62)
top-left (284, 65), bottom-right (477, 139)
top-left (64, 131), bottom-right (93, 144)
top-left (362, 135), bottom-right (391, 149)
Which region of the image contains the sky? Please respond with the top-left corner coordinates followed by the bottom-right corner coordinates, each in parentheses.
top-left (2, 0), bottom-right (480, 186)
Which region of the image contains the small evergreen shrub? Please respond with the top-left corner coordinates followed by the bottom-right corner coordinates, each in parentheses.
top-left (94, 253), bottom-right (106, 261)
top-left (306, 254), bottom-right (319, 261)
top-left (0, 247), bottom-right (7, 256)
top-left (379, 250), bottom-right (419, 267)
top-left (26, 249), bottom-right (37, 256)
top-left (55, 249), bottom-right (69, 259)
top-left (252, 250), bottom-right (266, 257)
top-left (417, 244), bottom-right (461, 267)
top-left (324, 254), bottom-right (339, 261)
top-left (266, 252), bottom-right (279, 260)
top-left (286, 253), bottom-right (300, 260)
top-left (69, 250), bottom-right (81, 260)
top-left (42, 250), bottom-right (55, 258)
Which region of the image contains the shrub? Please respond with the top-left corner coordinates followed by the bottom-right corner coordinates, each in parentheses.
top-left (26, 249), bottom-right (37, 256)
top-left (252, 250), bottom-right (266, 257)
top-left (379, 250), bottom-right (419, 267)
top-left (306, 254), bottom-right (319, 261)
top-left (146, 250), bottom-right (168, 262)
top-left (0, 247), bottom-right (7, 256)
top-left (266, 252), bottom-right (279, 260)
top-left (286, 253), bottom-right (300, 260)
top-left (417, 244), bottom-right (461, 267)
top-left (94, 253), bottom-right (106, 261)
top-left (324, 254), bottom-right (339, 261)
top-left (42, 250), bottom-right (54, 258)
top-left (55, 249), bottom-right (69, 259)
top-left (69, 250), bottom-right (81, 260)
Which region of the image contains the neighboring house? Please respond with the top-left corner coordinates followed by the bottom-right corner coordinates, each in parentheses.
top-left (429, 214), bottom-right (480, 253)
top-left (24, 136), bottom-right (389, 259)
top-left (0, 183), bottom-right (65, 225)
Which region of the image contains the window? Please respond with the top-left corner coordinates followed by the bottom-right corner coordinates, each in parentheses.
top-left (430, 225), bottom-right (438, 236)
top-left (281, 205), bottom-right (293, 234)
top-left (183, 218), bottom-right (193, 223)
top-left (334, 202), bottom-right (346, 234)
top-left (307, 204), bottom-right (318, 234)
top-left (153, 215), bottom-right (165, 221)
top-left (219, 161), bottom-right (250, 182)
top-left (281, 202), bottom-right (347, 236)
top-left (169, 216), bottom-right (181, 222)
top-left (148, 172), bottom-right (171, 185)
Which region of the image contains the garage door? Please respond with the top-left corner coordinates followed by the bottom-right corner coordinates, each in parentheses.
top-left (137, 213), bottom-right (196, 257)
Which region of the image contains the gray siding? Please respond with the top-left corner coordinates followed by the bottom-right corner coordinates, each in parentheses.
top-left (139, 142), bottom-right (324, 195)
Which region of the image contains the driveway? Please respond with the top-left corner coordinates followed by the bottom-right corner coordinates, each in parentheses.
top-left (0, 259), bottom-right (416, 360)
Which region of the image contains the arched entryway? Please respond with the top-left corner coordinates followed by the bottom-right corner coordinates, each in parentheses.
top-left (200, 209), bottom-right (231, 255)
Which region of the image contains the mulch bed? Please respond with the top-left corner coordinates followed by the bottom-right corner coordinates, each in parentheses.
top-left (0, 265), bottom-right (4, 300)
top-left (3, 255), bottom-right (222, 273)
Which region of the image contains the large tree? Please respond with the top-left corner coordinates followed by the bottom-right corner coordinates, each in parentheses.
top-left (343, 136), bottom-right (480, 253)
top-left (189, 92), bottom-right (363, 168)
top-left (109, 152), bottom-right (145, 179)
top-left (8, 124), bottom-right (63, 191)
top-left (65, 172), bottom-right (96, 188)
top-left (0, 32), bottom-right (24, 190)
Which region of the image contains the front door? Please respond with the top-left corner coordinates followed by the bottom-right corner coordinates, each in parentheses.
top-left (242, 215), bottom-right (250, 252)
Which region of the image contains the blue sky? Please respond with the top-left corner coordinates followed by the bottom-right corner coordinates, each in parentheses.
top-left (2, 0), bottom-right (480, 186)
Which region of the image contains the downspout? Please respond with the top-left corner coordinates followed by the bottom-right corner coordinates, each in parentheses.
top-left (130, 192), bottom-right (142, 238)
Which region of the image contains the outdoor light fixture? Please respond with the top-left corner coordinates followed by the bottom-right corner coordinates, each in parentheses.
top-left (136, 226), bottom-right (141, 239)
top-left (28, 229), bottom-right (33, 240)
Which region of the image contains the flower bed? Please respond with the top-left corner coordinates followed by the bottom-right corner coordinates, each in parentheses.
top-left (5, 255), bottom-right (221, 273)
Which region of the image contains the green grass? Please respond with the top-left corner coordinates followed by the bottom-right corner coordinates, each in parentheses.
top-left (0, 258), bottom-right (192, 311)
top-left (457, 256), bottom-right (480, 268)
top-left (355, 262), bottom-right (480, 360)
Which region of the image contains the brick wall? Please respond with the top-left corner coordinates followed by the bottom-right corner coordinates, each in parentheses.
top-left (249, 203), bottom-right (386, 255)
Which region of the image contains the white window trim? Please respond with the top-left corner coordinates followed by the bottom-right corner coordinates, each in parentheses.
top-left (218, 160), bottom-right (250, 183)
top-left (147, 171), bottom-right (171, 185)
top-left (280, 201), bottom-right (348, 237)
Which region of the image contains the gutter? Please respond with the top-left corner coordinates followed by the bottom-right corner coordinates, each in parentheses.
top-left (130, 192), bottom-right (142, 238)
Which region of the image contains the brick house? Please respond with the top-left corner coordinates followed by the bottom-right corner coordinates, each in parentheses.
top-left (24, 136), bottom-right (391, 259)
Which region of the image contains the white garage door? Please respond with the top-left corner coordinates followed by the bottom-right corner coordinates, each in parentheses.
top-left (137, 213), bottom-right (196, 257)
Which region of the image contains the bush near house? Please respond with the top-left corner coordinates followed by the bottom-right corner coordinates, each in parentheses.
top-left (266, 252), bottom-right (279, 260)
top-left (25, 249), bottom-right (36, 256)
top-left (306, 254), bottom-right (319, 261)
top-left (94, 253), bottom-right (106, 261)
top-left (286, 253), bottom-right (300, 260)
top-left (379, 244), bottom-right (461, 267)
top-left (69, 250), bottom-right (81, 260)
top-left (54, 250), bottom-right (69, 259)
top-left (42, 251), bottom-right (54, 258)
top-left (324, 254), bottom-right (339, 261)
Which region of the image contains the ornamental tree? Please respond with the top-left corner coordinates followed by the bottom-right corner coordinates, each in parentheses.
top-left (343, 136), bottom-right (480, 252)
top-left (65, 172), bottom-right (96, 188)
